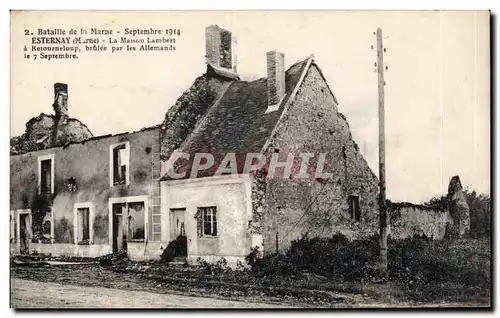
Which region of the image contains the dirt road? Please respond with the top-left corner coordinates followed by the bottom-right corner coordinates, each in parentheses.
top-left (11, 278), bottom-right (293, 308)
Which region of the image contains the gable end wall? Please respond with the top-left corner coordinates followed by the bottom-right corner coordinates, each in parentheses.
top-left (262, 64), bottom-right (379, 254)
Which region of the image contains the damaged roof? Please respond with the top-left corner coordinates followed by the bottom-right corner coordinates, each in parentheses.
top-left (162, 55), bottom-right (313, 179)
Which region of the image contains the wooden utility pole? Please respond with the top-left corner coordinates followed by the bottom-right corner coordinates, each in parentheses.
top-left (376, 27), bottom-right (388, 273)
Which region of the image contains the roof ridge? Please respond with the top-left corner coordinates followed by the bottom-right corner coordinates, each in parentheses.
top-left (289, 54), bottom-right (315, 68)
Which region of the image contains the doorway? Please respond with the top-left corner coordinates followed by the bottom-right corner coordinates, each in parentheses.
top-left (111, 199), bottom-right (147, 254)
top-left (112, 203), bottom-right (126, 254)
top-left (109, 196), bottom-right (149, 255)
top-left (18, 210), bottom-right (32, 255)
top-left (169, 208), bottom-right (187, 257)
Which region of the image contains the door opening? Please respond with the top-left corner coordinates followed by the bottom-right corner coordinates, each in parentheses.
top-left (112, 203), bottom-right (126, 254)
top-left (19, 213), bottom-right (31, 255)
top-left (170, 208), bottom-right (187, 257)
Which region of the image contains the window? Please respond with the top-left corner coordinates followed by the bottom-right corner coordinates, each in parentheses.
top-left (348, 195), bottom-right (361, 222)
top-left (40, 160), bottom-right (51, 193)
top-left (74, 202), bottom-right (93, 245)
top-left (37, 154), bottom-right (54, 194)
top-left (109, 142), bottom-right (130, 186)
top-left (76, 208), bottom-right (90, 244)
top-left (199, 207), bottom-right (217, 237)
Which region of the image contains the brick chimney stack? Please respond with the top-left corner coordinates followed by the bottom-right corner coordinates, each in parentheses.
top-left (266, 51), bottom-right (285, 112)
top-left (53, 82), bottom-right (68, 118)
top-left (205, 25), bottom-right (237, 73)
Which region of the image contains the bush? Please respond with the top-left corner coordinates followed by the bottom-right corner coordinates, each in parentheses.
top-left (244, 246), bottom-right (261, 270)
top-left (282, 233), bottom-right (378, 281)
top-left (196, 257), bottom-right (233, 275)
top-left (465, 190), bottom-right (491, 238)
top-left (388, 237), bottom-right (491, 300)
top-left (246, 233), bottom-right (380, 282)
top-left (245, 233), bottom-right (491, 301)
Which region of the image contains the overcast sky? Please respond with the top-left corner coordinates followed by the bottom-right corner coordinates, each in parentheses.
top-left (10, 11), bottom-right (490, 202)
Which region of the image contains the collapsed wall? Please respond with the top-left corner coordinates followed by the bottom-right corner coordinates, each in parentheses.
top-left (10, 83), bottom-right (93, 155)
top-left (388, 202), bottom-right (451, 239)
top-left (388, 175), bottom-right (470, 240)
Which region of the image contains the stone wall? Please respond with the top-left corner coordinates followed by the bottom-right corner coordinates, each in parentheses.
top-left (261, 64), bottom-right (379, 254)
top-left (160, 75), bottom-right (231, 160)
top-left (388, 175), bottom-right (472, 240)
top-left (10, 113), bottom-right (93, 155)
top-left (447, 176), bottom-right (471, 238)
top-left (11, 82), bottom-right (93, 155)
top-left (54, 118), bottom-right (93, 145)
top-left (388, 204), bottom-right (452, 240)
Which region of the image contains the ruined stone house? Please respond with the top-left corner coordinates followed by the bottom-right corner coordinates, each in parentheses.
top-left (10, 25), bottom-right (381, 265)
top-left (10, 83), bottom-right (93, 155)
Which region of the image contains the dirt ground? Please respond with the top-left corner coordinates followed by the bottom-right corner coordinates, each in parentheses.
top-left (11, 278), bottom-right (293, 308)
top-left (10, 260), bottom-right (490, 309)
top-left (10, 262), bottom-right (349, 308)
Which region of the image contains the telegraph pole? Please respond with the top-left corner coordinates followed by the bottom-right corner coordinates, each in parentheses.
top-left (376, 27), bottom-right (388, 273)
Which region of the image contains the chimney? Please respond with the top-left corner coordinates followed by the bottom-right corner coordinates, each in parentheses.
top-left (266, 51), bottom-right (285, 112)
top-left (53, 82), bottom-right (68, 117)
top-left (205, 25), bottom-right (237, 73)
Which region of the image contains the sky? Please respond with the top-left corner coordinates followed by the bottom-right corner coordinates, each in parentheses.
top-left (10, 11), bottom-right (490, 202)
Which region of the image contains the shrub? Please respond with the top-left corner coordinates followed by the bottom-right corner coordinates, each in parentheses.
top-left (388, 237), bottom-right (491, 300)
top-left (245, 233), bottom-right (380, 282)
top-left (465, 190), bottom-right (491, 238)
top-left (245, 232), bottom-right (490, 301)
top-left (196, 257), bottom-right (233, 275)
top-left (245, 246), bottom-right (262, 270)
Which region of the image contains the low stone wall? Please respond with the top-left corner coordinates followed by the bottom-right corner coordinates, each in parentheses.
top-left (389, 205), bottom-right (452, 240)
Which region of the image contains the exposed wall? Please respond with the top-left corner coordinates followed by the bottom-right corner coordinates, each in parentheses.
top-left (160, 75), bottom-right (231, 160)
top-left (10, 114), bottom-right (93, 155)
top-left (54, 118), bottom-right (94, 145)
top-left (261, 64), bottom-right (380, 254)
top-left (162, 175), bottom-right (252, 266)
top-left (10, 127), bottom-right (162, 257)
